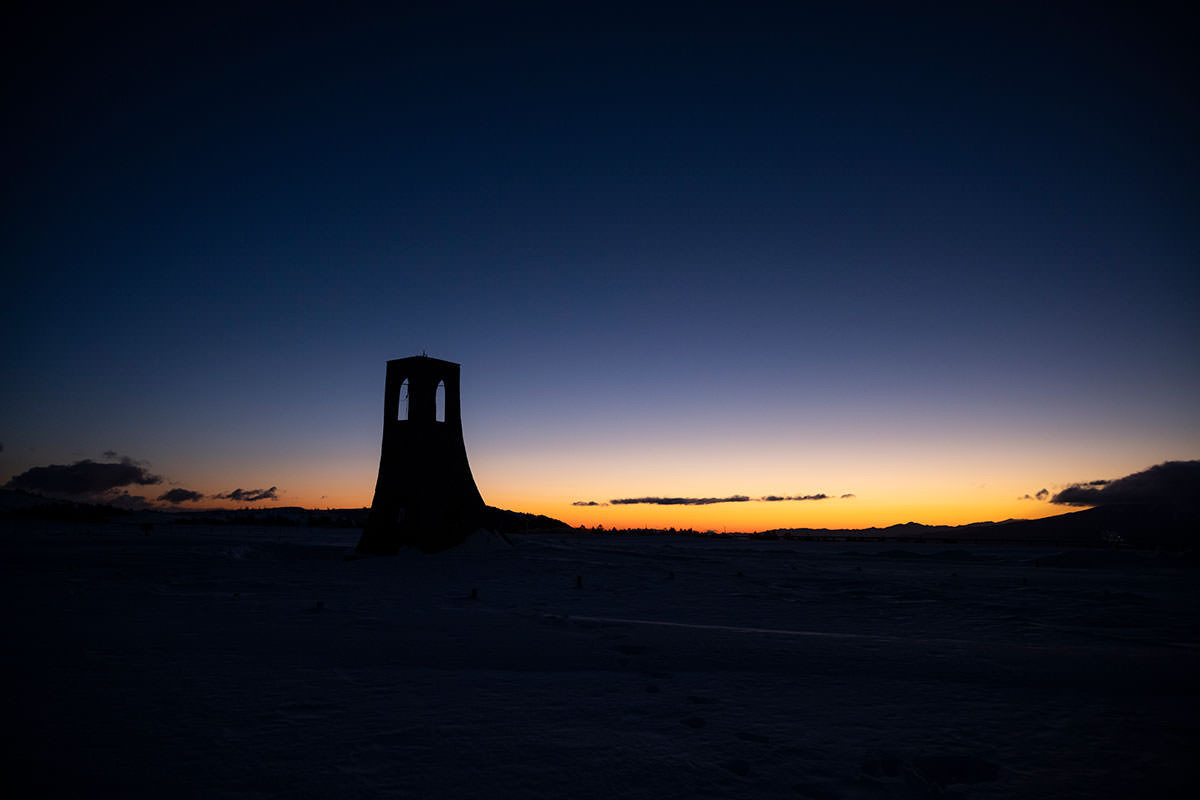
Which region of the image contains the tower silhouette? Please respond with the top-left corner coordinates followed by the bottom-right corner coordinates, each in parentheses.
top-left (357, 356), bottom-right (486, 554)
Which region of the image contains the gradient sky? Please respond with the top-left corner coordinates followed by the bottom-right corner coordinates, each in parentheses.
top-left (4, 2), bottom-right (1197, 529)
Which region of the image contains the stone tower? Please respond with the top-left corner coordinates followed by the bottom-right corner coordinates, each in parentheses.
top-left (356, 356), bottom-right (486, 554)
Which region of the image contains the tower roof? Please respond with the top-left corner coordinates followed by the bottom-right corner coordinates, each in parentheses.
top-left (386, 355), bottom-right (460, 369)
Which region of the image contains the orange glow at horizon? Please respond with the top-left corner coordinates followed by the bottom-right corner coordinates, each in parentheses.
top-left (486, 492), bottom-right (1070, 531)
top-left (160, 437), bottom-right (1194, 529)
top-left (202, 485), bottom-right (1070, 530)
top-left (179, 470), bottom-right (1072, 529)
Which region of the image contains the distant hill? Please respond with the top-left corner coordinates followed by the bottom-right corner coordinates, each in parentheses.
top-left (763, 503), bottom-right (1198, 548)
top-left (0, 490), bottom-right (571, 533)
top-left (987, 503), bottom-right (1197, 548)
top-left (0, 489), bottom-right (133, 522)
top-left (479, 505), bottom-right (571, 533)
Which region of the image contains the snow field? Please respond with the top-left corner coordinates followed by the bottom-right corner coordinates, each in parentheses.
top-left (3, 524), bottom-right (1197, 798)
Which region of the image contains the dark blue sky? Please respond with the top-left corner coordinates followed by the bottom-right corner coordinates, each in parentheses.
top-left (4, 2), bottom-right (1197, 525)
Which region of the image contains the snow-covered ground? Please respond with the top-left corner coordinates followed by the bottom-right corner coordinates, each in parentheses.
top-left (4, 522), bottom-right (1197, 798)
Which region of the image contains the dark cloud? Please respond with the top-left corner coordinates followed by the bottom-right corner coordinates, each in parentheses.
top-left (760, 494), bottom-right (829, 502)
top-left (840, 493), bottom-right (856, 499)
top-left (158, 488), bottom-right (205, 504)
top-left (611, 496), bottom-right (751, 506)
top-left (1019, 488), bottom-right (1050, 501)
top-left (214, 486), bottom-right (279, 502)
top-left (5, 457), bottom-right (162, 496)
top-left (102, 450), bottom-right (118, 459)
top-left (1050, 461), bottom-right (1200, 507)
top-left (589, 491), bottom-right (849, 506)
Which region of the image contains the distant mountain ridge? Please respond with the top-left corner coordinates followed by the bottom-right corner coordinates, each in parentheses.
top-left (762, 504), bottom-right (1198, 547)
top-left (3, 489), bottom-right (1193, 547)
top-left (0, 490), bottom-right (571, 533)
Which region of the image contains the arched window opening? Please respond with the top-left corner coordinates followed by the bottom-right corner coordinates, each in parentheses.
top-left (435, 380), bottom-right (446, 422)
top-left (398, 379), bottom-right (409, 420)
